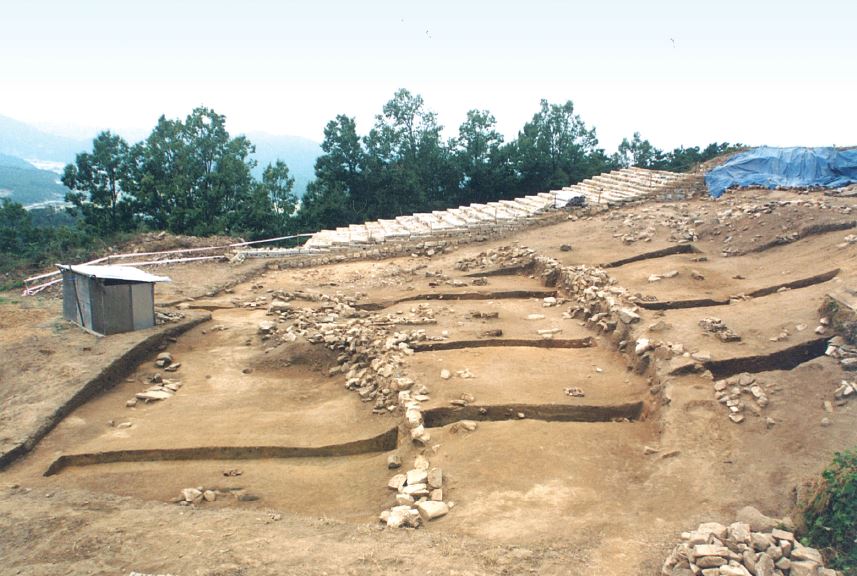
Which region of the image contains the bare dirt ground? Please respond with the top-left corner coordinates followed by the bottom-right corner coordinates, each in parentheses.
top-left (2, 188), bottom-right (857, 575)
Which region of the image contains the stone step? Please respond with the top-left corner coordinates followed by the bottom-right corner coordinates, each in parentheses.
top-left (515, 196), bottom-right (551, 211)
top-left (364, 221), bottom-right (388, 243)
top-left (588, 175), bottom-right (653, 195)
top-left (590, 173), bottom-right (664, 195)
top-left (348, 224), bottom-right (371, 243)
top-left (576, 183), bottom-right (637, 203)
top-left (414, 212), bottom-right (454, 230)
top-left (288, 167), bottom-right (696, 253)
top-left (377, 219), bottom-right (411, 237)
top-left (499, 199), bottom-right (537, 214)
top-left (469, 203), bottom-right (514, 220)
top-left (432, 210), bottom-right (467, 227)
top-left (487, 201), bottom-right (526, 217)
top-left (396, 215), bottom-right (433, 235)
top-left (456, 206), bottom-right (496, 222)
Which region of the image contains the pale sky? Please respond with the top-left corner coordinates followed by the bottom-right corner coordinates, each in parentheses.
top-left (2, 0), bottom-right (855, 150)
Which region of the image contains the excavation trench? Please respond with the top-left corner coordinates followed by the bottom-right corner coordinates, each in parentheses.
top-left (700, 337), bottom-right (830, 380)
top-left (743, 221), bottom-right (856, 255)
top-left (421, 402), bottom-right (644, 428)
top-left (602, 244), bottom-right (699, 268)
top-left (411, 337), bottom-right (594, 352)
top-left (355, 290), bottom-right (558, 311)
top-left (637, 269), bottom-right (840, 311)
top-left (43, 427), bottom-right (399, 477)
top-left (463, 263), bottom-right (535, 277)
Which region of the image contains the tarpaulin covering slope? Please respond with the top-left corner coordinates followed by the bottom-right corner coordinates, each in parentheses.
top-left (705, 147), bottom-right (857, 198)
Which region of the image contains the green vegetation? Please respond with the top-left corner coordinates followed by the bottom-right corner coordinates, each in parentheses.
top-left (800, 449), bottom-right (857, 574)
top-left (615, 132), bottom-right (740, 172)
top-left (0, 90), bottom-right (738, 282)
top-left (0, 198), bottom-right (111, 289)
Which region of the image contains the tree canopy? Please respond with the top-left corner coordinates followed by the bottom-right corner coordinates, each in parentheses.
top-left (0, 91), bottom-right (742, 282)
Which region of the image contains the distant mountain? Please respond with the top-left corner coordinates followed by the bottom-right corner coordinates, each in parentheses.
top-left (245, 132), bottom-right (321, 197)
top-left (0, 153), bottom-right (35, 170)
top-left (0, 154), bottom-right (68, 206)
top-left (0, 115), bottom-right (89, 163)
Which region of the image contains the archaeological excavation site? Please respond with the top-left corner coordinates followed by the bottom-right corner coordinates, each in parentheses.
top-left (2, 158), bottom-right (857, 575)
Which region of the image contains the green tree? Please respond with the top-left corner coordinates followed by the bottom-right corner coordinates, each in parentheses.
top-left (452, 109), bottom-right (516, 203)
top-left (0, 199), bottom-right (34, 255)
top-left (615, 132), bottom-right (662, 168)
top-left (128, 115), bottom-right (184, 231)
top-left (62, 131), bottom-right (134, 234)
top-left (312, 115), bottom-right (369, 219)
top-left (127, 107), bottom-right (260, 235)
top-left (513, 99), bottom-right (602, 194)
top-left (262, 160), bottom-right (297, 220)
top-left (364, 89), bottom-right (457, 215)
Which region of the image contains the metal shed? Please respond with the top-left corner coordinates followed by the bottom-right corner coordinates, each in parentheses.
top-left (59, 265), bottom-right (171, 336)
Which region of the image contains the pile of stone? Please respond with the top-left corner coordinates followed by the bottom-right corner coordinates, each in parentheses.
top-left (155, 310), bottom-right (185, 324)
top-left (602, 204), bottom-right (701, 246)
top-left (377, 304), bottom-right (438, 326)
top-left (401, 387), bottom-right (432, 445)
top-left (127, 372), bottom-right (183, 407)
top-left (262, 292), bottom-right (440, 415)
top-left (154, 351), bottom-right (182, 372)
top-left (713, 373), bottom-right (771, 425)
top-left (662, 509), bottom-right (841, 576)
top-left (173, 487), bottom-right (218, 505)
top-left (454, 245), bottom-right (537, 272)
top-left (381, 454), bottom-right (449, 528)
top-left (825, 336), bottom-right (857, 373)
top-left (699, 317), bottom-right (742, 342)
top-left (408, 240), bottom-right (452, 259)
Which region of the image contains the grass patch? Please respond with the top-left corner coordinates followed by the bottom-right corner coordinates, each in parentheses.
top-left (799, 449), bottom-right (857, 574)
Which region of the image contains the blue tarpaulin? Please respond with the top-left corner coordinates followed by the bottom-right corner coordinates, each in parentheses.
top-left (705, 147), bottom-right (857, 198)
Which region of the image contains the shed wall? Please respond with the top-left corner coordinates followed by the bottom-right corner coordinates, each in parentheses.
top-left (61, 270), bottom-right (157, 335)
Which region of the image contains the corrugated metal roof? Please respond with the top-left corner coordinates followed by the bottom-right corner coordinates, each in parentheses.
top-left (58, 264), bottom-right (171, 283)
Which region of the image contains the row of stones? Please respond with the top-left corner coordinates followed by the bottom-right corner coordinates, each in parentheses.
top-left (257, 290), bottom-right (460, 527)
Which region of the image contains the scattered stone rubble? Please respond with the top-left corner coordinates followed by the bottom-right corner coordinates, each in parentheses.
top-left (699, 317), bottom-right (742, 342)
top-left (825, 336), bottom-right (857, 373)
top-left (662, 508), bottom-right (841, 576)
top-left (454, 245), bottom-right (535, 272)
top-left (713, 373), bottom-right (772, 425)
top-left (602, 204), bottom-right (701, 245)
top-left (702, 199), bottom-right (854, 256)
top-left (381, 454), bottom-right (449, 528)
top-left (126, 355), bottom-right (183, 407)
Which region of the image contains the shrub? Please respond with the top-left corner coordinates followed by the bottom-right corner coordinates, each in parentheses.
top-left (801, 449), bottom-right (857, 574)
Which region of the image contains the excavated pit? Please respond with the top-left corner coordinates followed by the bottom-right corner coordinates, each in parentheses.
top-left (43, 427), bottom-right (399, 476)
top-left (421, 402), bottom-right (644, 427)
top-left (637, 269), bottom-right (840, 310)
top-left (602, 244), bottom-right (699, 268)
top-left (411, 337), bottom-right (594, 352)
top-left (463, 263), bottom-right (535, 277)
top-left (355, 289), bottom-right (558, 310)
top-left (744, 221), bottom-right (856, 254)
top-left (701, 337), bottom-right (830, 379)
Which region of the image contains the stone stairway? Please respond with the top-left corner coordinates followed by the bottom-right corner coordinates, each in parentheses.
top-left (295, 167), bottom-right (698, 250)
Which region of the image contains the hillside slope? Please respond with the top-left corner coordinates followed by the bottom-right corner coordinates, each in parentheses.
top-left (0, 153), bottom-right (67, 206)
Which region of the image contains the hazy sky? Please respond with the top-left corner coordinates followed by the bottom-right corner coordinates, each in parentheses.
top-left (2, 0), bottom-right (855, 150)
